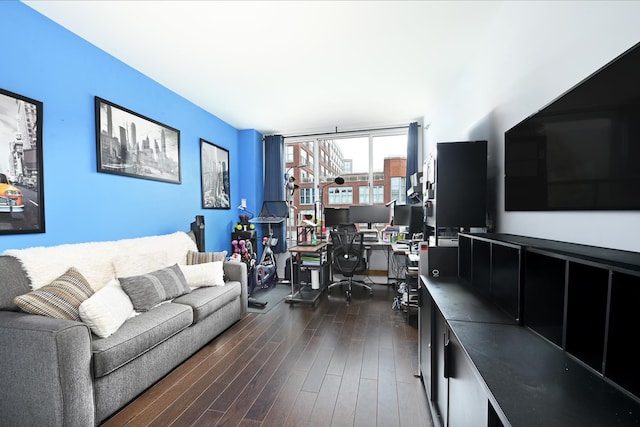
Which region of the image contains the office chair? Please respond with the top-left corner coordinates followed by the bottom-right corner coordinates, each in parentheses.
top-left (336, 223), bottom-right (357, 234)
top-left (328, 228), bottom-right (373, 302)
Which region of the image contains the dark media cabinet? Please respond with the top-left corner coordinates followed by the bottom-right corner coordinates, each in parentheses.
top-left (419, 232), bottom-right (640, 426)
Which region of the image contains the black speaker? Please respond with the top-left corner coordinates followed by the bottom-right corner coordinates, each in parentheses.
top-left (190, 215), bottom-right (205, 252)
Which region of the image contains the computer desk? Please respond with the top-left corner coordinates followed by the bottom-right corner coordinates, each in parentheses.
top-left (389, 241), bottom-right (420, 282)
top-left (325, 238), bottom-right (418, 284)
top-left (363, 240), bottom-right (417, 284)
top-left (285, 242), bottom-right (328, 307)
top-left (361, 240), bottom-right (389, 283)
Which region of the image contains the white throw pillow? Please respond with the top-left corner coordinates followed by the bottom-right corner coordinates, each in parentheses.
top-left (79, 279), bottom-right (135, 338)
top-left (112, 251), bottom-right (168, 278)
top-left (179, 261), bottom-right (225, 288)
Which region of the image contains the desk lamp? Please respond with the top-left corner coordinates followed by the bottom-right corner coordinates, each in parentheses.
top-left (315, 176), bottom-right (344, 237)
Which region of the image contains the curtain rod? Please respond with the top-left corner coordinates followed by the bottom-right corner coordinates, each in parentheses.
top-left (280, 123), bottom-right (420, 140)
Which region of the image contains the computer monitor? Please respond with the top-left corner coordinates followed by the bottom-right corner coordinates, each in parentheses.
top-left (407, 204), bottom-right (424, 236)
top-left (324, 207), bottom-right (350, 228)
top-left (394, 204), bottom-right (424, 237)
top-left (349, 205), bottom-right (390, 229)
top-left (393, 204), bottom-right (412, 227)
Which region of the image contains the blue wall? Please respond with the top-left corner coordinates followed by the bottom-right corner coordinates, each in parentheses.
top-left (0, 2), bottom-right (262, 252)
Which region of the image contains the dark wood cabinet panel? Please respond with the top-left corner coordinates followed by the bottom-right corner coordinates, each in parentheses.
top-left (419, 287), bottom-right (433, 400)
top-left (447, 330), bottom-right (488, 427)
top-left (433, 307), bottom-right (448, 427)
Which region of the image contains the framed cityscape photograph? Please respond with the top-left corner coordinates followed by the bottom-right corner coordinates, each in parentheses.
top-left (0, 87), bottom-right (45, 234)
top-left (200, 139), bottom-right (230, 209)
top-left (95, 97), bottom-right (181, 184)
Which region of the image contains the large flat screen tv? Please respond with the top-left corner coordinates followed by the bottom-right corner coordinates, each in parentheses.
top-left (505, 42), bottom-right (640, 211)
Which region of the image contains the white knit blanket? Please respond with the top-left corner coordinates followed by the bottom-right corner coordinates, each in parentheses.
top-left (4, 231), bottom-right (198, 291)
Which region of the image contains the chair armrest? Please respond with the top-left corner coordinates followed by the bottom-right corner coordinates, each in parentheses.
top-left (223, 261), bottom-right (248, 315)
top-left (0, 311), bottom-right (94, 427)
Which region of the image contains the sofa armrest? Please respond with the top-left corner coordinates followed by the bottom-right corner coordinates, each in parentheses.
top-left (223, 261), bottom-right (248, 315)
top-left (0, 311), bottom-right (94, 427)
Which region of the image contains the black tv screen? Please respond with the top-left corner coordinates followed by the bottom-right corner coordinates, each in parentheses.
top-left (505, 41), bottom-right (640, 211)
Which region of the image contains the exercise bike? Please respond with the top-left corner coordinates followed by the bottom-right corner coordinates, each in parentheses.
top-left (253, 233), bottom-right (279, 290)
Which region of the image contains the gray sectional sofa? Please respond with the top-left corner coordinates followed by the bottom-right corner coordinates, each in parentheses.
top-left (0, 231), bottom-right (247, 426)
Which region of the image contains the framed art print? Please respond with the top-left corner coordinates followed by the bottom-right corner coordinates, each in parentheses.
top-left (95, 97), bottom-right (181, 184)
top-left (200, 139), bottom-right (230, 209)
top-left (0, 87), bottom-right (45, 234)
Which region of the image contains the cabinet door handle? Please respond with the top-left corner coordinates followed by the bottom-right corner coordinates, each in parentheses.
top-left (443, 335), bottom-right (450, 379)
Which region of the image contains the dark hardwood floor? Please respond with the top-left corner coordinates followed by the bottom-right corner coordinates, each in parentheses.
top-left (102, 282), bottom-right (432, 427)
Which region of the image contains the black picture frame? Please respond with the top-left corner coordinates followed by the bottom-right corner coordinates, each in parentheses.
top-left (0, 88), bottom-right (45, 234)
top-left (200, 139), bottom-right (230, 209)
top-left (95, 97), bottom-right (181, 184)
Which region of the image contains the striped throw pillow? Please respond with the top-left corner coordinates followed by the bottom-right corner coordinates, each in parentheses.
top-left (186, 250), bottom-right (227, 265)
top-left (119, 264), bottom-right (191, 312)
top-left (14, 268), bottom-right (95, 320)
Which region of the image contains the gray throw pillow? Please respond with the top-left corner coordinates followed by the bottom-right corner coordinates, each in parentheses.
top-left (186, 250), bottom-right (227, 264)
top-left (119, 264), bottom-right (191, 312)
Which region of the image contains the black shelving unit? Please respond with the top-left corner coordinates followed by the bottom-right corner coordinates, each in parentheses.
top-left (607, 271), bottom-right (640, 398)
top-left (523, 250), bottom-right (566, 346)
top-left (419, 230), bottom-right (640, 426)
top-left (455, 232), bottom-right (640, 406)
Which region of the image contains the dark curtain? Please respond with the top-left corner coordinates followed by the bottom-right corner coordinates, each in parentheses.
top-left (263, 135), bottom-right (287, 252)
top-left (406, 122), bottom-right (419, 200)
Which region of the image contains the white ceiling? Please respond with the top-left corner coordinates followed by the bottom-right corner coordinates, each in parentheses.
top-left (23, 0), bottom-right (504, 136)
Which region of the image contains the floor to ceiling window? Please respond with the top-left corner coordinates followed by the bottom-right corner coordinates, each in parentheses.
top-left (284, 128), bottom-right (409, 237)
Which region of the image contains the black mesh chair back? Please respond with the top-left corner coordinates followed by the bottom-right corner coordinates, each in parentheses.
top-left (336, 223), bottom-right (358, 236)
top-left (331, 230), bottom-right (366, 277)
top-left (329, 229), bottom-right (372, 301)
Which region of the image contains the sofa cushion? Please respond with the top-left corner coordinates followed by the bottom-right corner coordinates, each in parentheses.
top-left (13, 267), bottom-right (94, 320)
top-left (179, 261), bottom-right (225, 288)
top-left (79, 279), bottom-right (135, 338)
top-left (186, 250), bottom-right (227, 264)
top-left (173, 281), bottom-right (241, 323)
top-left (91, 302), bottom-right (193, 377)
top-left (119, 264), bottom-right (191, 312)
